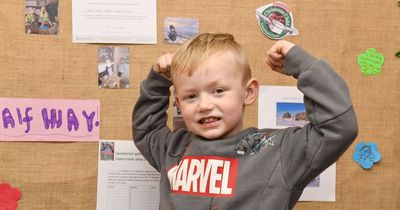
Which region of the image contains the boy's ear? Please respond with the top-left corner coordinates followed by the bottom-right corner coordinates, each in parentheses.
top-left (244, 78), bottom-right (259, 106)
top-left (175, 95), bottom-right (181, 109)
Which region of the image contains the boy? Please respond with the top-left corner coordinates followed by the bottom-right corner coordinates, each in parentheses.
top-left (133, 33), bottom-right (358, 210)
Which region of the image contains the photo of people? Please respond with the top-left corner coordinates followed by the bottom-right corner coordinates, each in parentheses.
top-left (276, 102), bottom-right (309, 127)
top-left (163, 17), bottom-right (199, 44)
top-left (98, 46), bottom-right (130, 89)
top-left (25, 0), bottom-right (59, 35)
top-left (100, 141), bottom-right (115, 161)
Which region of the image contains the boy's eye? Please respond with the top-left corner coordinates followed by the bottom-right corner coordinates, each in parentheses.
top-left (213, 88), bottom-right (224, 94)
top-left (183, 94), bottom-right (197, 101)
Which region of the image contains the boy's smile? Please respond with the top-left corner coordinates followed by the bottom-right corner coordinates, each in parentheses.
top-left (199, 117), bottom-right (221, 128)
top-left (173, 50), bottom-right (258, 140)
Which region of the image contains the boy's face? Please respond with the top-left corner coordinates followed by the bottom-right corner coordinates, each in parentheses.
top-left (173, 50), bottom-right (257, 140)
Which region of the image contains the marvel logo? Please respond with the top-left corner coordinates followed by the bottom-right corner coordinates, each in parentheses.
top-left (167, 156), bottom-right (238, 197)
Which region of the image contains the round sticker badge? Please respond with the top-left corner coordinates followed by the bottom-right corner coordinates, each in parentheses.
top-left (255, 2), bottom-right (298, 39)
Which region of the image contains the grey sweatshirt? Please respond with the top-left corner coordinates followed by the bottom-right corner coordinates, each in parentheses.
top-left (133, 46), bottom-right (358, 210)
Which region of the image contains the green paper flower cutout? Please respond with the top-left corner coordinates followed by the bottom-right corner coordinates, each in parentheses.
top-left (357, 48), bottom-right (384, 76)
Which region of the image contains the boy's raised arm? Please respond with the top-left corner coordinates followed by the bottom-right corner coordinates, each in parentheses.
top-left (265, 41), bottom-right (358, 190)
top-left (132, 54), bottom-right (174, 171)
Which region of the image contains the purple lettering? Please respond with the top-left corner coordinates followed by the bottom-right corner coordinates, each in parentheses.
top-left (17, 108), bottom-right (23, 124)
top-left (67, 109), bottom-right (79, 131)
top-left (42, 108), bottom-right (62, 129)
top-left (23, 107), bottom-right (33, 133)
top-left (2, 108), bottom-right (15, 129)
top-left (82, 111), bottom-right (95, 132)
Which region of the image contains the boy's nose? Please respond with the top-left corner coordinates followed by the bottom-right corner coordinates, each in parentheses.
top-left (197, 95), bottom-right (214, 112)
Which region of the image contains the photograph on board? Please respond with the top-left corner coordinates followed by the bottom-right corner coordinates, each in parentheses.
top-left (276, 102), bottom-right (309, 127)
top-left (172, 97), bottom-right (186, 131)
top-left (100, 141), bottom-right (115, 161)
top-left (163, 17), bottom-right (199, 44)
top-left (25, 0), bottom-right (59, 35)
top-left (98, 46), bottom-right (130, 89)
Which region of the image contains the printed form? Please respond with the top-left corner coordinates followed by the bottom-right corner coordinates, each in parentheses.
top-left (72, 0), bottom-right (157, 44)
top-left (97, 140), bottom-right (160, 210)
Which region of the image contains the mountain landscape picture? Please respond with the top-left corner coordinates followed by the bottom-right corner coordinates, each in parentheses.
top-left (276, 102), bottom-right (309, 127)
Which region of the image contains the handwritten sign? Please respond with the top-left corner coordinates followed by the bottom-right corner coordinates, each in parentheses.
top-left (0, 98), bottom-right (100, 141)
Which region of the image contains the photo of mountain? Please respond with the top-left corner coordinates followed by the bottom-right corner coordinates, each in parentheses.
top-left (276, 102), bottom-right (309, 127)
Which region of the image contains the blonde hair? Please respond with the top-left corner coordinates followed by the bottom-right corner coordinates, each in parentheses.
top-left (171, 32), bottom-right (251, 83)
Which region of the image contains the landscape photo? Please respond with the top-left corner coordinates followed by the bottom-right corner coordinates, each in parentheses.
top-left (276, 102), bottom-right (309, 127)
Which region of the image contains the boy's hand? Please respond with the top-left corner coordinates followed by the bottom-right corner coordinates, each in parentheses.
top-left (153, 53), bottom-right (174, 80)
top-left (265, 40), bottom-right (295, 73)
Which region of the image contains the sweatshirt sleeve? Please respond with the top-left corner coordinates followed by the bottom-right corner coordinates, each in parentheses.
top-left (132, 69), bottom-right (173, 172)
top-left (279, 46), bottom-right (358, 190)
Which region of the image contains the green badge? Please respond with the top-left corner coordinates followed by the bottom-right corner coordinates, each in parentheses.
top-left (357, 48), bottom-right (384, 76)
top-left (255, 2), bottom-right (298, 40)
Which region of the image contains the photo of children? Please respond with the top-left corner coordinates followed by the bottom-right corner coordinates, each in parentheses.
top-left (100, 141), bottom-right (115, 161)
top-left (25, 0), bottom-right (59, 35)
top-left (98, 46), bottom-right (130, 89)
top-left (163, 17), bottom-right (199, 44)
top-left (276, 102), bottom-right (309, 127)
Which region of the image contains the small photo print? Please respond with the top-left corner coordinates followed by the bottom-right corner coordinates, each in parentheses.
top-left (25, 0), bottom-right (59, 35)
top-left (276, 102), bottom-right (309, 127)
top-left (100, 141), bottom-right (115, 161)
top-left (164, 17), bottom-right (199, 44)
top-left (173, 98), bottom-right (186, 131)
top-left (98, 46), bottom-right (130, 89)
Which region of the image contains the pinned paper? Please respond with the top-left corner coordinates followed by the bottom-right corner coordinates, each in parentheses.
top-left (357, 48), bottom-right (384, 76)
top-left (0, 98), bottom-right (100, 141)
top-left (255, 2), bottom-right (298, 39)
top-left (352, 142), bottom-right (381, 169)
top-left (0, 183), bottom-right (21, 210)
